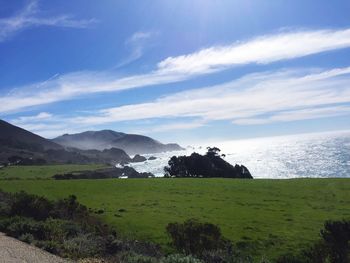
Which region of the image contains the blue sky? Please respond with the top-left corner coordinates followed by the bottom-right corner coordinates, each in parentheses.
top-left (1, 0), bottom-right (350, 144)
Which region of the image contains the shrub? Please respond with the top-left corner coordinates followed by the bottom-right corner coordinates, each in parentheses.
top-left (63, 233), bottom-right (105, 258)
top-left (105, 235), bottom-right (124, 254)
top-left (161, 254), bottom-right (203, 263)
top-left (321, 220), bottom-right (350, 263)
top-left (51, 195), bottom-right (88, 220)
top-left (115, 251), bottom-right (158, 263)
top-left (276, 220), bottom-right (350, 263)
top-left (301, 241), bottom-right (328, 263)
top-left (4, 216), bottom-right (46, 240)
top-left (166, 219), bottom-right (226, 256)
top-left (18, 233), bottom-right (35, 244)
top-left (34, 240), bottom-right (62, 254)
top-left (42, 218), bottom-right (83, 242)
top-left (0, 203), bottom-right (9, 215)
top-left (275, 254), bottom-right (304, 263)
top-left (10, 191), bottom-right (53, 220)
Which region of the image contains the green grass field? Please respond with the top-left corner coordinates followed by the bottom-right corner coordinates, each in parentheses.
top-left (0, 164), bottom-right (107, 179)
top-left (0, 174), bottom-right (349, 259)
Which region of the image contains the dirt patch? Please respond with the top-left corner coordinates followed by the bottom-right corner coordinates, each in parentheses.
top-left (0, 232), bottom-right (71, 263)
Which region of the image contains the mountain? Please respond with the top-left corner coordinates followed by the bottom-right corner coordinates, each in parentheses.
top-left (52, 130), bottom-right (184, 155)
top-left (0, 120), bottom-right (131, 165)
top-left (0, 119), bottom-right (62, 152)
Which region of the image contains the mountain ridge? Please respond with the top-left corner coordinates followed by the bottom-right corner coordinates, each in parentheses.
top-left (0, 119), bottom-right (183, 165)
top-left (0, 119), bottom-right (62, 152)
top-left (52, 130), bottom-right (183, 155)
top-left (0, 120), bottom-right (130, 165)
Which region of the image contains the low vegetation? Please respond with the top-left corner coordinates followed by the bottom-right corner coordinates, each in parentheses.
top-left (0, 189), bottom-right (348, 262)
top-left (166, 219), bottom-right (228, 256)
top-left (275, 220), bottom-right (350, 263)
top-left (0, 190), bottom-right (162, 260)
top-left (1, 177), bottom-right (349, 260)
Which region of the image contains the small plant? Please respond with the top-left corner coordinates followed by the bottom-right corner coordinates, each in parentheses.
top-left (121, 252), bottom-right (158, 263)
top-left (161, 254), bottom-right (203, 263)
top-left (166, 219), bottom-right (226, 256)
top-left (18, 233), bottom-right (35, 244)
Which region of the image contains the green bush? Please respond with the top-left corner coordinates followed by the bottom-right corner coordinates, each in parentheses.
top-left (119, 252), bottom-right (158, 263)
top-left (161, 254), bottom-right (203, 263)
top-left (18, 233), bottom-right (35, 244)
top-left (321, 220), bottom-right (350, 263)
top-left (0, 190), bottom-right (116, 259)
top-left (166, 219), bottom-right (226, 256)
top-left (4, 216), bottom-right (46, 240)
top-left (34, 240), bottom-right (62, 254)
top-left (63, 233), bottom-right (105, 258)
top-left (10, 191), bottom-right (53, 220)
top-left (276, 220), bottom-right (350, 263)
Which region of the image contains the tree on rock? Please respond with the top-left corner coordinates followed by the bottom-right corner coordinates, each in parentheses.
top-left (164, 147), bottom-right (253, 179)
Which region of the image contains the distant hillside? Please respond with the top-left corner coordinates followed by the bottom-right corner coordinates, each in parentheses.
top-left (52, 130), bottom-right (183, 155)
top-left (0, 119), bottom-right (62, 152)
top-left (0, 120), bottom-right (131, 165)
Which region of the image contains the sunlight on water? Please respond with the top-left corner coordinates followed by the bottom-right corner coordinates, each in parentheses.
top-left (128, 130), bottom-right (350, 179)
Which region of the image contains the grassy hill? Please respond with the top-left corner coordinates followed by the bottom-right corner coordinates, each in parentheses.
top-left (0, 164), bottom-right (107, 179)
top-left (0, 174), bottom-right (349, 259)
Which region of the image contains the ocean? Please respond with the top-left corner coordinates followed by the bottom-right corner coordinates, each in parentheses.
top-left (128, 130), bottom-right (350, 179)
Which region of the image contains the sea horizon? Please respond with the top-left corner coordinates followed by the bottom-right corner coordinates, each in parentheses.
top-left (129, 129), bottom-right (350, 179)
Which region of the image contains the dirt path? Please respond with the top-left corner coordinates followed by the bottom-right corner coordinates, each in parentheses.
top-left (0, 233), bottom-right (71, 263)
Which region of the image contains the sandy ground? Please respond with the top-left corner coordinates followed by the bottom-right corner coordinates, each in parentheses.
top-left (0, 233), bottom-right (71, 263)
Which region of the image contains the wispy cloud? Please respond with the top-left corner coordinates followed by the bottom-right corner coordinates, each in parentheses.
top-left (157, 28), bottom-right (350, 74)
top-left (233, 105), bottom-right (350, 125)
top-left (115, 31), bottom-right (156, 68)
top-left (139, 119), bottom-right (206, 133)
top-left (2, 28), bottom-right (350, 113)
top-left (0, 0), bottom-right (96, 42)
top-left (10, 66), bottom-right (350, 137)
top-left (10, 112), bottom-right (82, 138)
top-left (13, 111), bottom-right (52, 123)
top-left (70, 67), bottom-right (350, 126)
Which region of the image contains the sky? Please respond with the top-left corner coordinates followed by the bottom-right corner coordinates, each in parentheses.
top-left (1, 0), bottom-right (350, 145)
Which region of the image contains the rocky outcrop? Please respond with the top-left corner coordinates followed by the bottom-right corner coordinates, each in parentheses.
top-left (131, 154), bottom-right (147, 163)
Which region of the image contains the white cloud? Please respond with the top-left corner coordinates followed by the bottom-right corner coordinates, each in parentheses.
top-left (10, 112), bottom-right (82, 138)
top-left (0, 0), bottom-right (96, 42)
top-left (0, 70), bottom-right (189, 113)
top-left (233, 105), bottom-right (350, 125)
top-left (2, 28), bottom-right (350, 113)
top-left (144, 120), bottom-right (206, 133)
top-left (11, 67), bottom-right (350, 136)
top-left (115, 31), bottom-right (156, 68)
top-left (13, 112), bottom-right (52, 123)
top-left (126, 31), bottom-right (154, 44)
top-left (70, 67), bottom-right (350, 126)
top-left (157, 29), bottom-right (350, 74)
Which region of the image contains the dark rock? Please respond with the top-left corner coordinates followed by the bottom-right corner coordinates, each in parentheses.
top-left (7, 156), bottom-right (47, 166)
top-left (131, 154), bottom-right (147, 163)
top-left (53, 166), bottom-right (155, 180)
